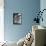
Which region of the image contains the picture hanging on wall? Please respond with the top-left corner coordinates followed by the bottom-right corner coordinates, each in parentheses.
top-left (13, 13), bottom-right (22, 25)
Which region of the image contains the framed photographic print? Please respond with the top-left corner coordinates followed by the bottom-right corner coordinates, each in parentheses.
top-left (13, 13), bottom-right (22, 25)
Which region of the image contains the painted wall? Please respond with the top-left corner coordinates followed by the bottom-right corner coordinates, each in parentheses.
top-left (4, 0), bottom-right (40, 42)
top-left (40, 0), bottom-right (46, 45)
top-left (40, 0), bottom-right (46, 26)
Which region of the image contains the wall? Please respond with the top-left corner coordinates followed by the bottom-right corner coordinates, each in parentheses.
top-left (40, 0), bottom-right (46, 45)
top-left (4, 0), bottom-right (40, 42)
top-left (40, 0), bottom-right (46, 26)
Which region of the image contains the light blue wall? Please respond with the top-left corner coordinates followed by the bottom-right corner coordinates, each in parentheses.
top-left (4, 0), bottom-right (40, 42)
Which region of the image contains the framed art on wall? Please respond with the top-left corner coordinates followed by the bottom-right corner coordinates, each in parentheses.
top-left (13, 13), bottom-right (22, 25)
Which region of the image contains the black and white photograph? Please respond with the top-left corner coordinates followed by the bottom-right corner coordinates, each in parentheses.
top-left (13, 13), bottom-right (22, 24)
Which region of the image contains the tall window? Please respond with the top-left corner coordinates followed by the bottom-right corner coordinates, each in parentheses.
top-left (0, 0), bottom-right (4, 42)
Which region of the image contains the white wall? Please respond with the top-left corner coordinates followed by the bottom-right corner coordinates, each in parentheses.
top-left (40, 0), bottom-right (46, 26)
top-left (40, 0), bottom-right (46, 45)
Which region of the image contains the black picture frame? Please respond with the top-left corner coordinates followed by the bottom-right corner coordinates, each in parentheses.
top-left (13, 13), bottom-right (22, 25)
